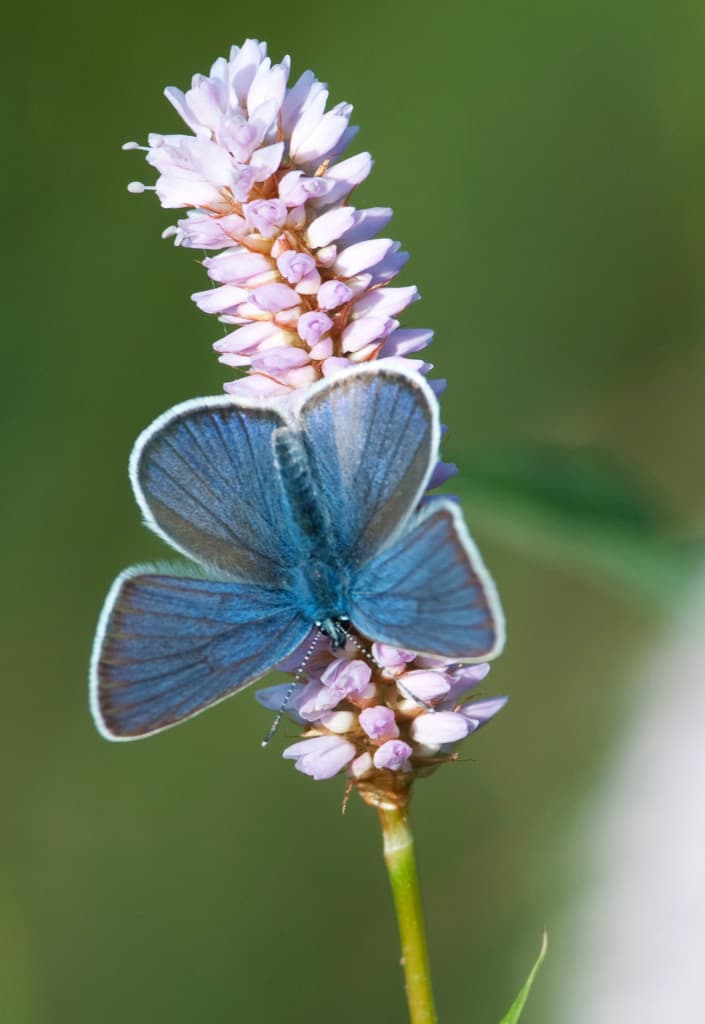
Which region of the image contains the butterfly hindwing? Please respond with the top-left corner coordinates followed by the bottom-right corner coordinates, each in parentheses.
top-left (91, 565), bottom-right (309, 739)
top-left (349, 499), bottom-right (505, 660)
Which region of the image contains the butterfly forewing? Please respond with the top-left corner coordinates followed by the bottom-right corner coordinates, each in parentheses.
top-left (294, 368), bottom-right (438, 565)
top-left (132, 400), bottom-right (297, 586)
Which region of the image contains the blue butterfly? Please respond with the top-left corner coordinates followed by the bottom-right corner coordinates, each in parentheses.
top-left (90, 365), bottom-right (505, 740)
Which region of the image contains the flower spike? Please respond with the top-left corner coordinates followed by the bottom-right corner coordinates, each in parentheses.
top-left (125, 39), bottom-right (433, 397)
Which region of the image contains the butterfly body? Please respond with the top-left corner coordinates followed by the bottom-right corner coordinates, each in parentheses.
top-left (272, 425), bottom-right (353, 627)
top-left (90, 366), bottom-right (505, 740)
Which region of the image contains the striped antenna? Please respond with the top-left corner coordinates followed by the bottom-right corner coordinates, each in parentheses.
top-left (261, 629), bottom-right (323, 747)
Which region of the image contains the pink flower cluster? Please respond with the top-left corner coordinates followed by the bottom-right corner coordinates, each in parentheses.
top-left (125, 39), bottom-right (434, 398)
top-left (256, 640), bottom-right (506, 790)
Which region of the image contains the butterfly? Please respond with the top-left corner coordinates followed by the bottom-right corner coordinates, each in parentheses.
top-left (90, 365), bottom-right (505, 740)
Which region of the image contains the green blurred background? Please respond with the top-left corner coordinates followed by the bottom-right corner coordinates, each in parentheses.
top-left (4, 1), bottom-right (705, 1021)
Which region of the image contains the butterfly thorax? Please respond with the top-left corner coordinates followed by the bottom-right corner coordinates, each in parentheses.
top-left (316, 616), bottom-right (349, 649)
top-left (273, 427), bottom-right (350, 624)
top-left (290, 556), bottom-right (350, 625)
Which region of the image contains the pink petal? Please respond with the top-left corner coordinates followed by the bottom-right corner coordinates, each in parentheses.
top-left (281, 71), bottom-right (320, 136)
top-left (249, 141), bottom-right (285, 180)
top-left (277, 364), bottom-right (318, 389)
top-left (410, 711), bottom-right (470, 745)
top-left (398, 670), bottom-right (451, 703)
top-left (359, 706), bottom-right (399, 743)
top-left (282, 735), bottom-right (356, 780)
top-left (317, 280), bottom-right (354, 310)
top-left (341, 316), bottom-right (395, 353)
top-left (457, 697), bottom-right (508, 730)
top-left (174, 211), bottom-right (246, 249)
top-left (373, 740), bottom-right (413, 772)
top-left (213, 321), bottom-right (289, 354)
top-left (334, 239), bottom-right (395, 277)
top-left (230, 39), bottom-right (268, 105)
top-left (291, 107), bottom-right (352, 164)
top-left (379, 328), bottom-right (434, 358)
top-left (371, 644), bottom-right (417, 672)
top-left (192, 284), bottom-right (248, 314)
top-left (297, 311), bottom-right (333, 345)
top-left (223, 373), bottom-right (289, 397)
top-left (254, 683), bottom-right (306, 724)
top-left (338, 207), bottom-right (394, 246)
top-left (352, 285), bottom-right (420, 319)
top-left (350, 752), bottom-right (373, 778)
top-left (288, 87), bottom-right (329, 157)
top-left (320, 658), bottom-right (371, 700)
top-left (368, 250), bottom-right (409, 286)
top-left (244, 198), bottom-right (288, 237)
top-left (306, 207), bottom-right (357, 249)
top-left (321, 357), bottom-right (352, 377)
top-left (252, 283), bottom-right (300, 312)
top-left (279, 170), bottom-right (334, 206)
top-left (251, 346), bottom-right (311, 374)
top-left (320, 152), bottom-right (373, 205)
top-left (217, 353), bottom-right (253, 368)
top-left (247, 61), bottom-right (288, 117)
top-left (299, 681), bottom-right (341, 721)
top-left (276, 250), bottom-right (317, 285)
top-left (309, 337), bottom-right (333, 360)
top-left (204, 250), bottom-right (273, 284)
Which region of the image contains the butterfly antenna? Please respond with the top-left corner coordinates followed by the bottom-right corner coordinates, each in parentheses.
top-left (261, 630), bottom-right (322, 748)
top-left (338, 625), bottom-right (434, 712)
top-left (338, 625), bottom-right (380, 669)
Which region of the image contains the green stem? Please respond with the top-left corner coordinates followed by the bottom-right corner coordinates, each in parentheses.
top-left (378, 805), bottom-right (438, 1024)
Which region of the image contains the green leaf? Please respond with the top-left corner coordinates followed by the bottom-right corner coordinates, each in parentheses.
top-left (498, 930), bottom-right (548, 1024)
top-left (454, 445), bottom-right (699, 609)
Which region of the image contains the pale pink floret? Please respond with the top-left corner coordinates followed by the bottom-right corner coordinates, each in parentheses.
top-left (457, 697), bottom-right (508, 729)
top-left (297, 658), bottom-right (373, 722)
top-left (125, 38), bottom-right (436, 396)
top-left (411, 695), bottom-right (508, 747)
top-left (320, 658), bottom-right (373, 702)
top-left (371, 643), bottom-right (417, 673)
top-left (282, 735), bottom-right (357, 780)
top-left (254, 682), bottom-right (306, 723)
top-left (317, 280), bottom-right (353, 310)
top-left (373, 740), bottom-right (413, 772)
top-left (298, 680), bottom-right (345, 721)
top-left (410, 711), bottom-right (470, 745)
top-left (359, 706), bottom-right (399, 743)
top-left (350, 752), bottom-right (374, 779)
top-left (444, 663), bottom-right (492, 704)
top-left (398, 669), bottom-right (452, 703)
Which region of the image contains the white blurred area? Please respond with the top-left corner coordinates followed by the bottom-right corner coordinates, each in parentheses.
top-left (556, 579), bottom-right (705, 1023)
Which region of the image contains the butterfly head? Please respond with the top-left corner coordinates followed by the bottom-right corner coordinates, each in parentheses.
top-left (315, 616), bottom-right (350, 649)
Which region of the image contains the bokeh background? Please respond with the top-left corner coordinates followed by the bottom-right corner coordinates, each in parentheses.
top-left (4, 2), bottom-right (705, 1021)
